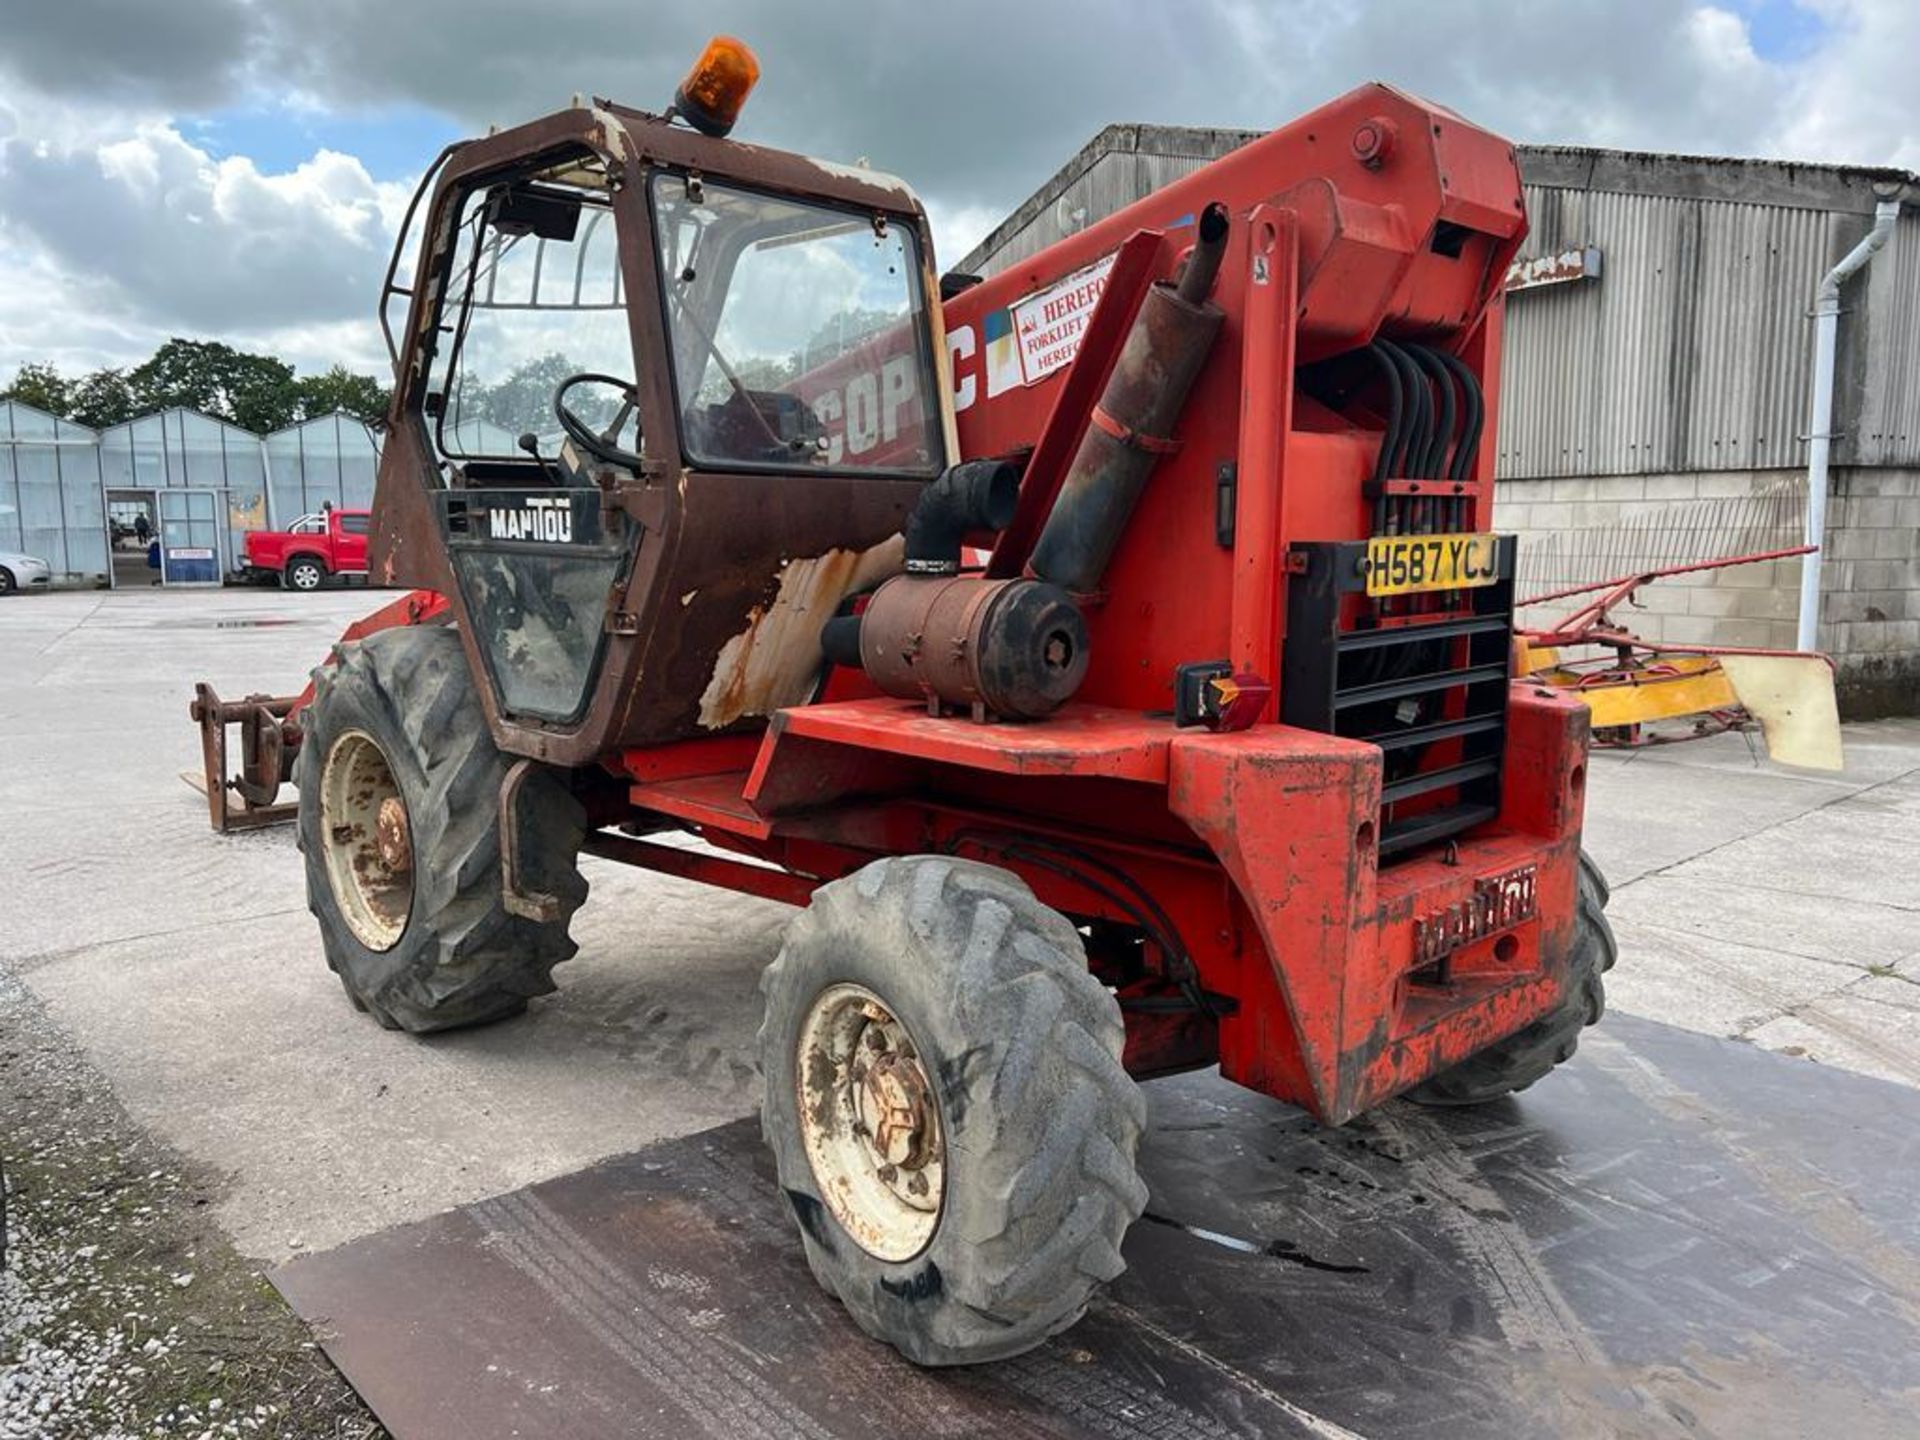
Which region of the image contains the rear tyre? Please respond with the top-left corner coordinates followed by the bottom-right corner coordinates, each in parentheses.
top-left (758, 855), bottom-right (1148, 1366)
top-left (296, 626), bottom-right (588, 1031)
top-left (0, 567), bottom-right (15, 596)
top-left (1404, 851), bottom-right (1616, 1107)
top-left (285, 557), bottom-right (325, 592)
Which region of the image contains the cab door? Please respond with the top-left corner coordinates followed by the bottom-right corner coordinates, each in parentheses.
top-left (333, 512), bottom-right (371, 573)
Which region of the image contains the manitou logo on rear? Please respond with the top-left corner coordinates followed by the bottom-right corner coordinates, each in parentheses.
top-left (488, 496), bottom-right (573, 543)
top-left (1413, 865), bottom-right (1539, 966)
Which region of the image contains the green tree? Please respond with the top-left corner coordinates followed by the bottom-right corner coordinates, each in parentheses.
top-left (66, 369), bottom-right (137, 429)
top-left (128, 339), bottom-right (299, 433)
top-left (474, 352), bottom-right (579, 434)
top-left (3, 363), bottom-right (73, 417)
top-left (797, 306), bottom-right (903, 372)
top-left (293, 365), bottom-right (389, 427)
top-left (4, 342), bottom-right (393, 434)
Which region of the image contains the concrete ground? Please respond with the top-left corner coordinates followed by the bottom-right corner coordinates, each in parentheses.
top-left (3, 586), bottom-right (1918, 1268)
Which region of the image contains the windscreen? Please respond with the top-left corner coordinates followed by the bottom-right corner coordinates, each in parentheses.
top-left (651, 173), bottom-right (942, 476)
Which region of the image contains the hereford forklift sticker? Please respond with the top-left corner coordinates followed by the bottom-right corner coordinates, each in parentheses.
top-left (1011, 254), bottom-right (1118, 384)
top-left (947, 253), bottom-right (1120, 413)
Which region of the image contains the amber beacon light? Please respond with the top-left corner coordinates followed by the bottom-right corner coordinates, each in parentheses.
top-left (673, 36), bottom-right (761, 137)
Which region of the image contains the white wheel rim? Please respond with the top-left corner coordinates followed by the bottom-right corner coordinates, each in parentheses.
top-left (319, 729), bottom-right (413, 951)
top-left (294, 565), bottom-right (319, 589)
top-left (796, 983), bottom-right (945, 1262)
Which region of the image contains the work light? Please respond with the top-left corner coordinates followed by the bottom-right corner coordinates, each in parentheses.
top-left (673, 36), bottom-right (761, 137)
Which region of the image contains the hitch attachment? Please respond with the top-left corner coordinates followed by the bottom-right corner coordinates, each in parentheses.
top-left (188, 682), bottom-right (304, 832)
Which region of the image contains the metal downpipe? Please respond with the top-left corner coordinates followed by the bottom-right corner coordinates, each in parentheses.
top-left (1797, 199), bottom-right (1900, 652)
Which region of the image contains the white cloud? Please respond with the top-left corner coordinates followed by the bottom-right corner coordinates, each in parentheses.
top-left (1, 0), bottom-right (1918, 380)
top-left (0, 243), bottom-right (156, 375)
top-left (1689, 6), bottom-right (1767, 77)
top-left (921, 198), bottom-right (1009, 276)
top-left (1768, 0), bottom-right (1920, 168)
top-left (0, 120), bottom-right (408, 374)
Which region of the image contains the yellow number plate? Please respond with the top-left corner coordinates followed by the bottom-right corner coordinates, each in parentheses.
top-left (1365, 533), bottom-right (1502, 597)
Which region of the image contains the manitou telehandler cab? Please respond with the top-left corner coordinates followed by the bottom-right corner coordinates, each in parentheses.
top-left (194, 38), bottom-right (1613, 1364)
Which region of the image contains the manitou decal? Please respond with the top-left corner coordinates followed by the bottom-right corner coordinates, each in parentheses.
top-left (487, 495), bottom-right (574, 543)
top-left (1413, 865), bottom-right (1539, 966)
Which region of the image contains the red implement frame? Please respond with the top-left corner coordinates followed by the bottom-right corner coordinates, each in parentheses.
top-left (1516, 545), bottom-right (1834, 750)
top-left (1521, 545), bottom-right (1818, 650)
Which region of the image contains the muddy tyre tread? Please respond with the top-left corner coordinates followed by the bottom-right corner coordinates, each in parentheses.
top-left (296, 626), bottom-right (587, 1032)
top-left (758, 856), bottom-right (1146, 1366)
top-left (1404, 852), bottom-right (1615, 1107)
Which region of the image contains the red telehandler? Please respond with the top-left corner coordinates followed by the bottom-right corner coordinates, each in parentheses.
top-left (191, 39), bottom-right (1613, 1365)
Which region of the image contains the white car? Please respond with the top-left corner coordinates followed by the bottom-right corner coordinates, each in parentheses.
top-left (0, 549), bottom-right (52, 595)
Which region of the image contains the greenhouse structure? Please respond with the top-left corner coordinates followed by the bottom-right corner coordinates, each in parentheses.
top-left (0, 401), bottom-right (384, 589)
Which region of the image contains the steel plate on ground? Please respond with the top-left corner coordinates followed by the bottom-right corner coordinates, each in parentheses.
top-left (273, 1013), bottom-right (1920, 1439)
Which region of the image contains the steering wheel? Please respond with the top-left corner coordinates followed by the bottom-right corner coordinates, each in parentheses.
top-left (553, 373), bottom-right (645, 471)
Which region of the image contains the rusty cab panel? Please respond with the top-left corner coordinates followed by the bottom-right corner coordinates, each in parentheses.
top-left (369, 103), bottom-right (957, 764)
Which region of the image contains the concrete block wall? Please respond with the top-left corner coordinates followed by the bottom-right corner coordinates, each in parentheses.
top-left (1496, 467), bottom-right (1920, 716)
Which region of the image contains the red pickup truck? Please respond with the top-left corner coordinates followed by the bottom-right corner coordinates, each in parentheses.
top-left (240, 508), bottom-right (370, 591)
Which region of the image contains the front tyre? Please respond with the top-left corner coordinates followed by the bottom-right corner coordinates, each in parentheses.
top-left (759, 856), bottom-right (1148, 1366)
top-left (296, 626), bottom-right (587, 1031)
top-left (1404, 851), bottom-right (1616, 1106)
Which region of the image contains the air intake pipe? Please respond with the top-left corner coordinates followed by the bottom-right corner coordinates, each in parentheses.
top-left (903, 459), bottom-right (1019, 574)
top-left (1029, 202), bottom-right (1230, 593)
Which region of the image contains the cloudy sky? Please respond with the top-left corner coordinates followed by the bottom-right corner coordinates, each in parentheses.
top-left (1, 0), bottom-right (1916, 382)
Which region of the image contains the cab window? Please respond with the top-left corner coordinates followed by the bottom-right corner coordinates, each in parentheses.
top-left (650, 173), bottom-right (942, 477)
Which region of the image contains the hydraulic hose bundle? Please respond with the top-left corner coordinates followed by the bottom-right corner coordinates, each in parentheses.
top-left (1344, 340), bottom-right (1491, 766)
top-left (1364, 339), bottom-right (1483, 536)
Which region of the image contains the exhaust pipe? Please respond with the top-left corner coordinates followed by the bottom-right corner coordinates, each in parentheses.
top-left (832, 208), bottom-right (1229, 721)
top-left (1029, 202), bottom-right (1230, 594)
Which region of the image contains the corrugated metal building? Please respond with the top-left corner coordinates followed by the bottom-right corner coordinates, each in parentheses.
top-left (958, 128), bottom-right (1920, 711)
